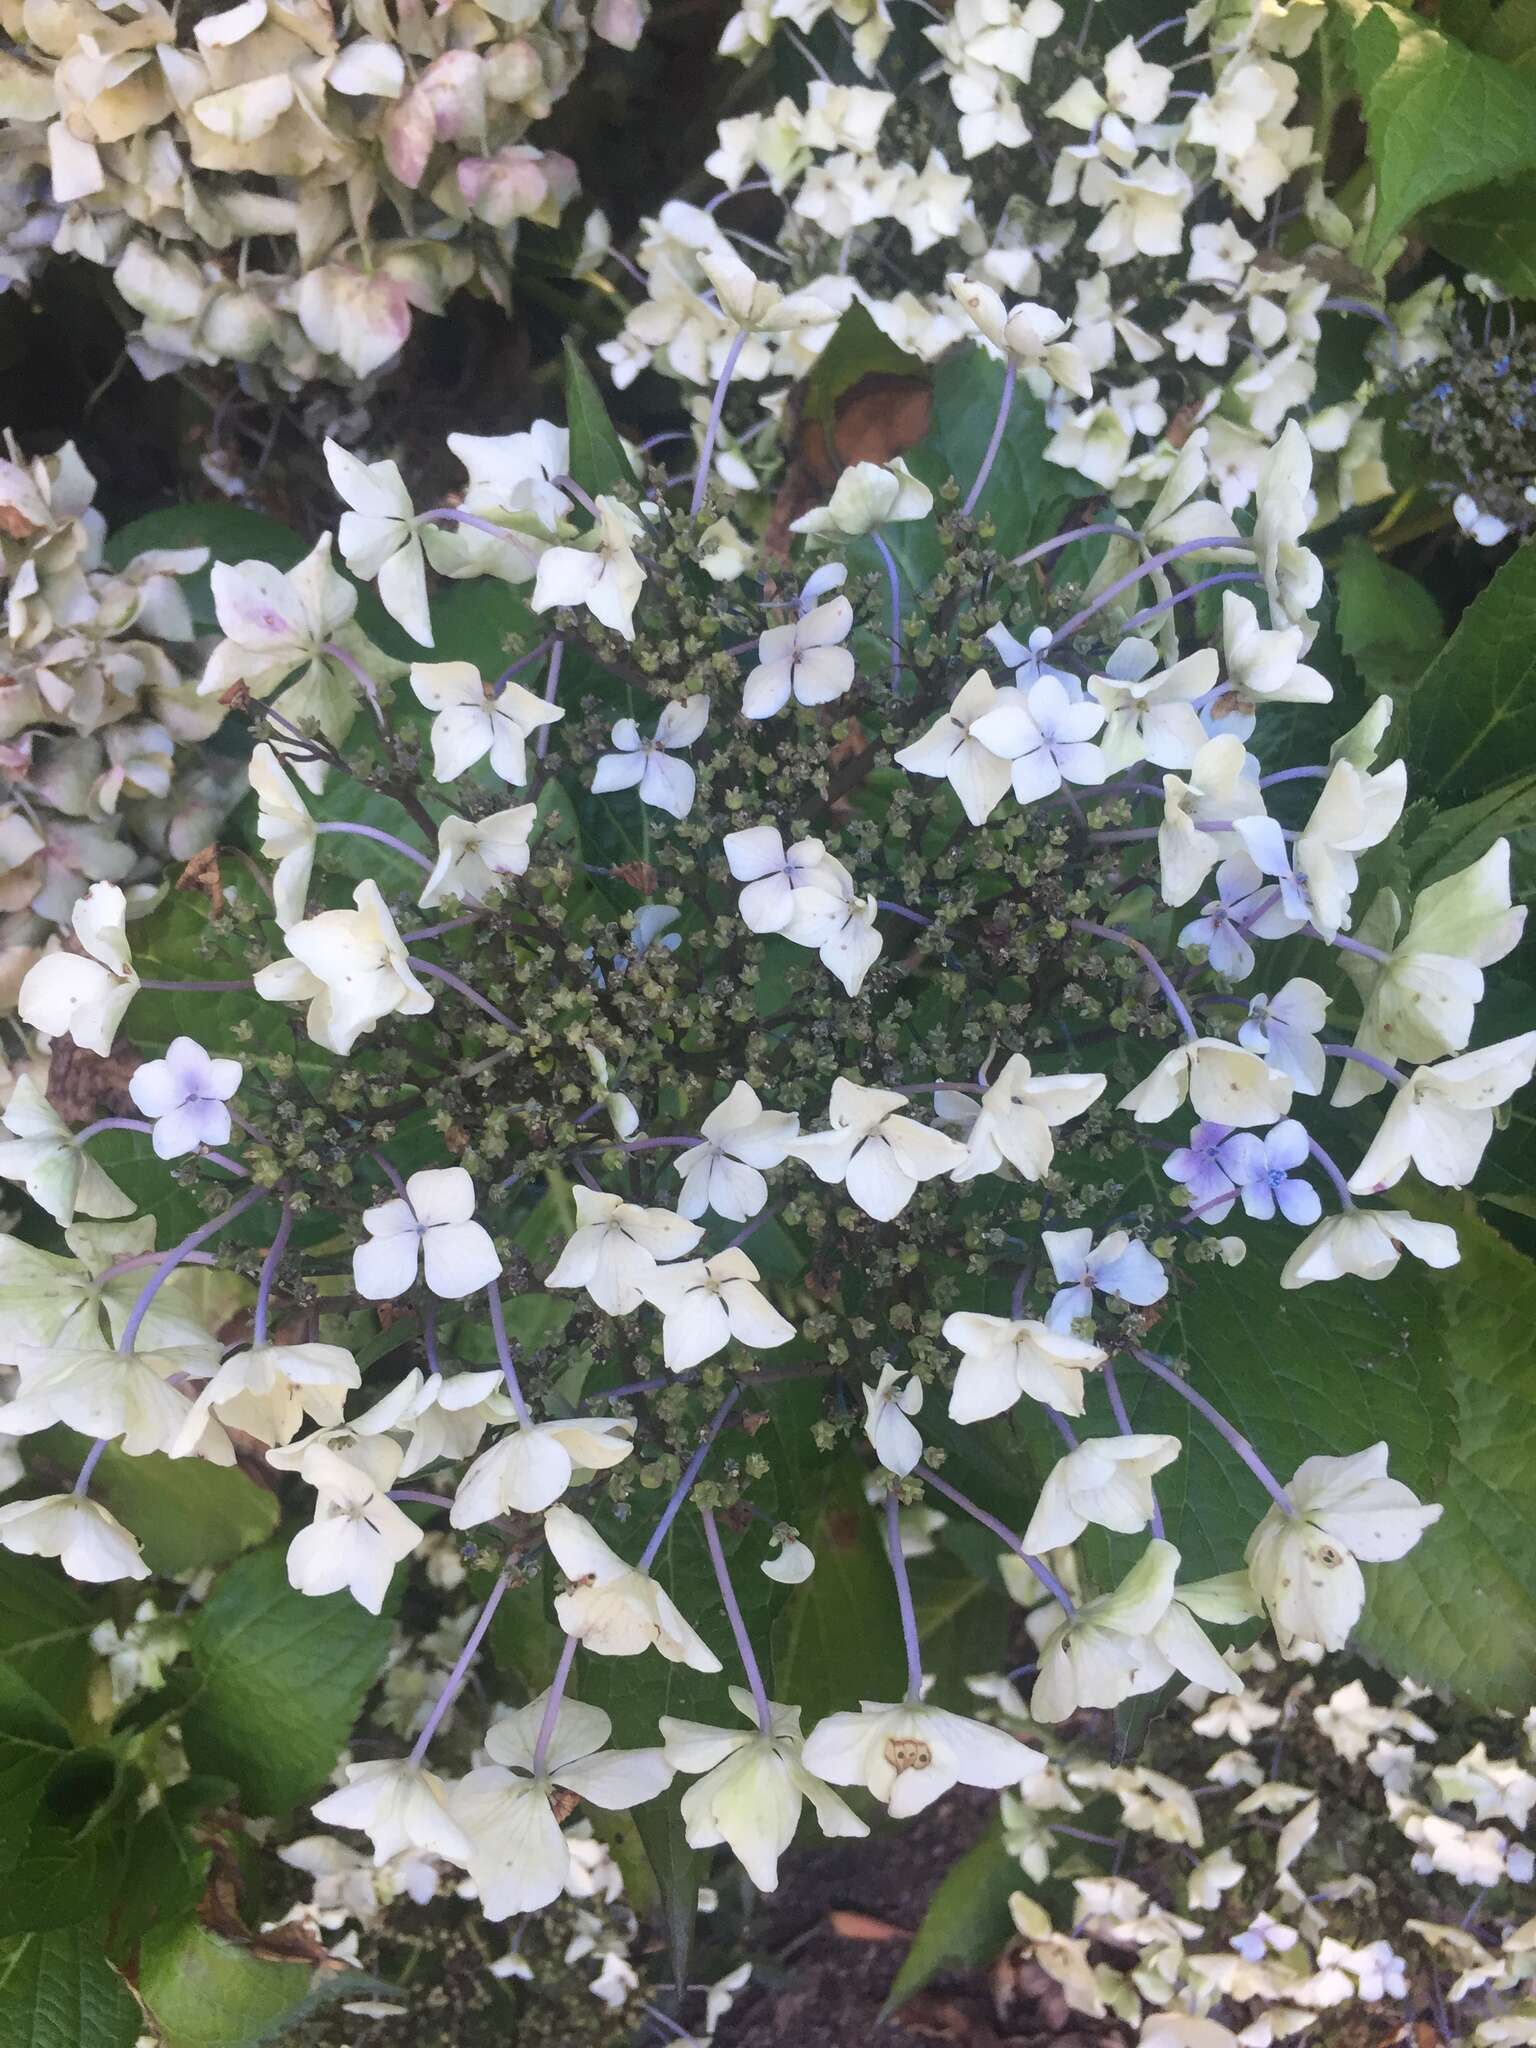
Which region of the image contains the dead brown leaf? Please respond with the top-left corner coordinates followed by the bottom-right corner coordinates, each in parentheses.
top-left (828, 1910), bottom-right (914, 1943)
top-left (766, 371), bottom-right (934, 558)
top-left (46, 1038), bottom-right (140, 1122)
top-left (175, 844), bottom-right (225, 916)
top-left (613, 859), bottom-right (660, 893)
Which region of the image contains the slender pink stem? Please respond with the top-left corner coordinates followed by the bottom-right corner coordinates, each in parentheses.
top-left (253, 1203), bottom-right (294, 1346)
top-left (1103, 1360), bottom-right (1162, 1539)
top-left (530, 1634), bottom-right (580, 1777)
top-left (536, 639), bottom-right (565, 760)
top-left (1047, 537), bottom-right (1252, 648)
top-left (486, 1285), bottom-right (531, 1426)
top-left (407, 957), bottom-right (519, 1034)
top-left (885, 1490), bottom-right (924, 1702)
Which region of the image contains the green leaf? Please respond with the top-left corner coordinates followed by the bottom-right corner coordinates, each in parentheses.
top-left (0, 1556), bottom-right (101, 1728)
top-left (1333, 536), bottom-right (1444, 696)
top-left (908, 346), bottom-right (1096, 559)
top-left (104, 507), bottom-right (306, 632)
top-left (1341, 0), bottom-right (1536, 260)
top-left (0, 1667), bottom-right (73, 1876)
top-left (1423, 176), bottom-right (1536, 298)
top-left (1355, 1200), bottom-right (1536, 1711)
top-left (137, 1915), bottom-right (313, 2048)
top-left (85, 1444), bottom-right (278, 1577)
top-left (1403, 771), bottom-right (1536, 895)
top-left (181, 1548), bottom-right (393, 1815)
top-left (0, 1927), bottom-right (141, 2048)
top-left (881, 1816), bottom-right (1019, 2016)
top-left (563, 342), bottom-right (632, 499)
top-left (1406, 542), bottom-right (1536, 801)
top-left (0, 1747), bottom-right (136, 1938)
top-left (632, 1792), bottom-right (699, 2000)
top-left (1104, 1220), bottom-right (1453, 1586)
top-left (770, 1453), bottom-right (906, 1727)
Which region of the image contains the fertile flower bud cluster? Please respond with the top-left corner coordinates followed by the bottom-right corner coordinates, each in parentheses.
top-left (0, 435), bottom-right (236, 1017)
top-left (0, 357), bottom-right (1518, 1960)
top-left (0, 0), bottom-right (635, 385)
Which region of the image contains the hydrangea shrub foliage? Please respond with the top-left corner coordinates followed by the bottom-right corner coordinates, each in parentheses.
top-left (1, 340), bottom-right (1535, 2041)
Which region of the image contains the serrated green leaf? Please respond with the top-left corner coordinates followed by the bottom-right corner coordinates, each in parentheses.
top-left (0, 1926), bottom-right (141, 2048)
top-left (1354, 1199), bottom-right (1536, 1710)
top-left (1403, 771), bottom-right (1536, 895)
top-left (1423, 176), bottom-right (1536, 297)
top-left (180, 1548), bottom-right (393, 1815)
top-left (84, 1444), bottom-right (278, 1577)
top-left (881, 1816), bottom-right (1019, 2016)
top-left (0, 1666), bottom-right (73, 1877)
top-left (0, 1556), bottom-right (101, 1729)
top-left (563, 342), bottom-right (632, 499)
top-left (1340, 0), bottom-right (1536, 260)
top-left (1406, 542), bottom-right (1536, 801)
top-left (137, 1915), bottom-right (313, 2048)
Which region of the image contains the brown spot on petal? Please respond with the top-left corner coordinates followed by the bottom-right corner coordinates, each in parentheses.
top-left (883, 1736), bottom-right (933, 1773)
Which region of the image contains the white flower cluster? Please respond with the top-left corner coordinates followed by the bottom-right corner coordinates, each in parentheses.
top-left (593, 0), bottom-right (1452, 519)
top-left (966, 1635), bottom-right (1536, 2048)
top-left (0, 385), bottom-right (1522, 1974)
top-left (0, 436), bottom-right (238, 1017)
top-left (0, 0), bottom-right (638, 384)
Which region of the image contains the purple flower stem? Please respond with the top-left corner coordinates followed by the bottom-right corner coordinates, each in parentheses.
top-left (423, 1301), bottom-right (443, 1377)
top-left (1258, 766), bottom-right (1328, 788)
top-left (870, 530), bottom-right (903, 690)
top-left (584, 1134), bottom-right (699, 1153)
top-left (536, 639), bottom-right (565, 760)
top-left (885, 1490), bottom-right (925, 1702)
top-left (1307, 1136), bottom-right (1357, 1211)
top-left (118, 1184), bottom-right (268, 1352)
top-left (495, 637), bottom-right (555, 690)
top-left (1071, 919), bottom-right (1197, 1040)
top-left (73, 1116), bottom-right (153, 1144)
top-left (1046, 1404), bottom-right (1079, 1450)
top-left (1119, 571), bottom-right (1262, 636)
top-left (95, 1250), bottom-right (218, 1284)
top-left (1012, 520), bottom-right (1143, 568)
top-left (391, 1489), bottom-right (455, 1510)
top-left (1317, 930), bottom-right (1391, 965)
top-left (408, 1570), bottom-right (512, 1765)
top-left (253, 1202), bottom-right (294, 1346)
top-left (1324, 1042), bottom-right (1404, 1087)
top-left (700, 1506), bottom-right (774, 1731)
top-left (1047, 536), bottom-right (1254, 649)
top-left (1103, 1360), bottom-right (1162, 1538)
top-left (530, 1633), bottom-right (581, 1777)
top-left (638, 1386), bottom-right (742, 1571)
top-left (486, 1285), bottom-right (532, 1426)
top-left (422, 508), bottom-right (540, 570)
top-left (315, 821), bottom-right (435, 873)
top-left (1132, 1347), bottom-right (1294, 1515)
top-left (401, 917), bottom-right (480, 945)
top-left (321, 641), bottom-right (388, 732)
top-left (407, 957), bottom-right (519, 1035)
top-left (73, 1437), bottom-right (109, 1497)
top-left (916, 1464), bottom-right (1074, 1614)
top-left (690, 329), bottom-right (749, 519)
top-left (724, 1204), bottom-right (782, 1252)
top-left (961, 360), bottom-right (1016, 518)
top-left (551, 475), bottom-right (600, 521)
top-left (877, 900), bottom-right (933, 927)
